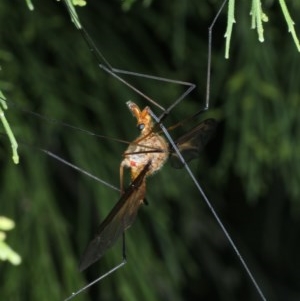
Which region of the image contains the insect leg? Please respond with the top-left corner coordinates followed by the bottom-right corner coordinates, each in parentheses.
top-left (148, 107), bottom-right (267, 301)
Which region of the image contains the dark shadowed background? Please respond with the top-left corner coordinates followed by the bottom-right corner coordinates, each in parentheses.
top-left (1, 1), bottom-right (300, 301)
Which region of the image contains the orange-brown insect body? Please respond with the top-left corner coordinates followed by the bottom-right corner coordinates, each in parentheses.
top-left (79, 101), bottom-right (216, 272)
top-left (121, 101), bottom-right (169, 183)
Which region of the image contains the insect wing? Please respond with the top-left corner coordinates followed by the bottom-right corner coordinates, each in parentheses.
top-left (79, 163), bottom-right (150, 271)
top-left (169, 118), bottom-right (217, 168)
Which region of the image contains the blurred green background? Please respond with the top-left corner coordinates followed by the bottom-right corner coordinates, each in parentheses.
top-left (1, 0), bottom-right (300, 300)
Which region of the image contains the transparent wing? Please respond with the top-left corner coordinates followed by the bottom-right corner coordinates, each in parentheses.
top-left (79, 163), bottom-right (150, 271)
top-left (169, 118), bottom-right (217, 168)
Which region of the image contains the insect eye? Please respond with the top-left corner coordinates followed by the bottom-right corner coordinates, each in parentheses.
top-left (137, 123), bottom-right (145, 131)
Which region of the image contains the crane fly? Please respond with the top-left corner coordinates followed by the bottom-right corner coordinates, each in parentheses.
top-left (78, 101), bottom-right (217, 272)
top-left (61, 1), bottom-right (266, 300)
top-left (0, 0), bottom-right (268, 300)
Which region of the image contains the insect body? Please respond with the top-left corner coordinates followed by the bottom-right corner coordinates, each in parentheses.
top-left (79, 101), bottom-right (169, 272)
top-left (79, 101), bottom-right (216, 272)
top-left (121, 101), bottom-right (169, 183)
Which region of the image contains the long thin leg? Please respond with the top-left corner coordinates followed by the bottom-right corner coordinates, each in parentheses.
top-left (148, 107), bottom-right (267, 301)
top-left (63, 225), bottom-right (128, 301)
top-left (62, 0), bottom-right (197, 114)
top-left (0, 137), bottom-right (120, 193)
top-left (63, 259), bottom-right (127, 301)
top-left (63, 161), bottom-right (129, 300)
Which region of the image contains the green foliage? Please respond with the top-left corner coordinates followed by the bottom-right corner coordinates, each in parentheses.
top-left (224, 0), bottom-right (300, 57)
top-left (1, 1), bottom-right (300, 301)
top-left (0, 216), bottom-right (21, 265)
top-left (0, 90), bottom-right (19, 164)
